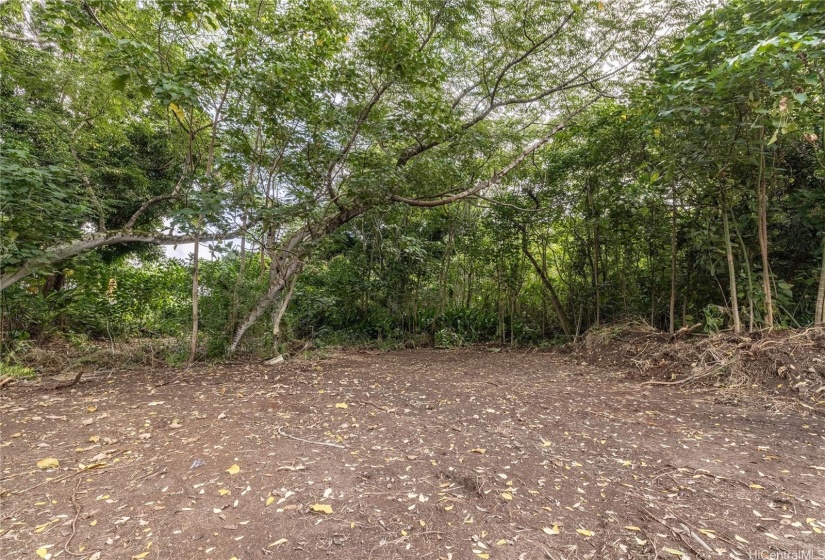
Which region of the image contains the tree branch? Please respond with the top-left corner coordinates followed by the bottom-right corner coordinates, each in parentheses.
top-left (0, 228), bottom-right (243, 291)
top-left (390, 97), bottom-right (597, 208)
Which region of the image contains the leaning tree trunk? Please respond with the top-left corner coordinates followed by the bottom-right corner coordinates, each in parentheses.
top-left (815, 237), bottom-right (825, 326)
top-left (521, 233), bottom-right (574, 337)
top-left (722, 204), bottom-right (741, 334)
top-left (227, 206), bottom-right (365, 355)
top-left (272, 271), bottom-right (299, 353)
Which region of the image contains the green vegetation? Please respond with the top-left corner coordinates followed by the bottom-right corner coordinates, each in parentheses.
top-left (2, 0), bottom-right (824, 361)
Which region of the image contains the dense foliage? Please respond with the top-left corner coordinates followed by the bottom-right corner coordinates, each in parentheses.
top-left (2, 0), bottom-right (824, 359)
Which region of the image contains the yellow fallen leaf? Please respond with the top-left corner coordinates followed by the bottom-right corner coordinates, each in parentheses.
top-left (89, 435), bottom-right (100, 443)
top-left (36, 458), bottom-right (59, 470)
top-left (269, 538), bottom-right (287, 547)
top-left (266, 496), bottom-right (275, 506)
top-left (310, 504), bottom-right (333, 514)
top-left (764, 532), bottom-right (779, 540)
top-left (496, 539), bottom-right (507, 545)
top-left (501, 492), bottom-right (512, 500)
top-left (131, 553), bottom-right (150, 560)
top-left (218, 488), bottom-right (230, 496)
top-left (540, 437), bottom-right (552, 447)
top-left (86, 405), bottom-right (97, 413)
top-left (335, 402), bottom-right (348, 409)
top-left (748, 483), bottom-right (764, 489)
top-left (36, 548), bottom-right (50, 559)
top-left (624, 526), bottom-right (641, 532)
top-left (543, 525), bottom-right (560, 535)
top-left (470, 448), bottom-right (486, 454)
top-left (734, 535), bottom-right (749, 544)
top-left (697, 529), bottom-right (715, 539)
top-left (90, 520), bottom-right (97, 527)
top-left (663, 548), bottom-right (685, 557)
top-left (475, 555), bottom-right (489, 559)
top-left (576, 528), bottom-right (594, 537)
top-left (226, 464), bottom-right (240, 475)
top-left (634, 536), bottom-right (647, 545)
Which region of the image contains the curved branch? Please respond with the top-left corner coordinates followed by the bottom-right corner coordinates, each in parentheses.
top-left (0, 228), bottom-right (242, 291)
top-left (390, 97), bottom-right (597, 208)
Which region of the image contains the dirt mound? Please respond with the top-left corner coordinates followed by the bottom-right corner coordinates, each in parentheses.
top-left (577, 324), bottom-right (825, 406)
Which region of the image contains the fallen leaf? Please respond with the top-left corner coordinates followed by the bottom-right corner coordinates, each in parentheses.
top-left (36, 458), bottom-right (59, 470)
top-left (663, 548), bottom-right (685, 557)
top-left (470, 448), bottom-right (486, 454)
top-left (624, 526), bottom-right (641, 532)
top-left (269, 538), bottom-right (287, 547)
top-left (543, 525), bottom-right (560, 535)
top-left (218, 488), bottom-right (230, 496)
top-left (266, 496), bottom-right (275, 506)
top-left (226, 464), bottom-right (240, 475)
top-left (131, 553), bottom-right (150, 560)
top-left (501, 492), bottom-right (512, 500)
top-left (697, 529), bottom-right (716, 539)
top-left (35, 548), bottom-right (50, 559)
top-left (335, 402), bottom-right (348, 409)
top-left (734, 535), bottom-right (749, 544)
top-left (749, 483), bottom-right (764, 489)
top-left (86, 405), bottom-right (97, 413)
top-left (576, 528), bottom-right (594, 537)
top-left (310, 504), bottom-right (333, 514)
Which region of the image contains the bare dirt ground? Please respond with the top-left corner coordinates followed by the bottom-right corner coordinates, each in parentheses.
top-left (1, 349), bottom-right (824, 560)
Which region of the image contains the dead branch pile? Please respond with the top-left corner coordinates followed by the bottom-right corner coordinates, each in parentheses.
top-left (581, 324), bottom-right (825, 401)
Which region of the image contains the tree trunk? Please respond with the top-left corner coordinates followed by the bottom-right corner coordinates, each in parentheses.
top-left (272, 270), bottom-right (299, 353)
top-left (522, 233), bottom-right (573, 337)
top-left (732, 218), bottom-right (755, 332)
top-left (756, 132), bottom-right (773, 327)
top-left (722, 204), bottom-right (741, 334)
top-left (815, 237), bottom-right (825, 326)
top-left (188, 235), bottom-right (199, 364)
top-left (228, 213), bottom-right (248, 335)
top-left (668, 183), bottom-right (677, 334)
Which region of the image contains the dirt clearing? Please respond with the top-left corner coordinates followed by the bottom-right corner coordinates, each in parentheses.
top-left (2, 349), bottom-right (824, 559)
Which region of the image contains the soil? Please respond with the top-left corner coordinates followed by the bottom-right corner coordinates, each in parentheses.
top-left (1, 348), bottom-right (824, 560)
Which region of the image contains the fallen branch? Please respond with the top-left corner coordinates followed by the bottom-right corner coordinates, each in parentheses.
top-left (53, 371), bottom-right (83, 390)
top-left (63, 478), bottom-right (94, 557)
top-left (276, 426), bottom-right (346, 449)
top-left (641, 359), bottom-right (736, 387)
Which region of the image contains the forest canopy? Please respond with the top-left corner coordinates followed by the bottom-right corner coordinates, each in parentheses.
top-left (1, 0), bottom-right (824, 359)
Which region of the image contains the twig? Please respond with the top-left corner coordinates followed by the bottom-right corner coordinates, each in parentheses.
top-left (355, 400), bottom-right (396, 413)
top-left (276, 426), bottom-right (346, 449)
top-left (53, 371), bottom-right (83, 390)
top-left (0, 376), bottom-right (13, 389)
top-left (63, 478), bottom-right (95, 557)
top-left (12, 449), bottom-right (128, 494)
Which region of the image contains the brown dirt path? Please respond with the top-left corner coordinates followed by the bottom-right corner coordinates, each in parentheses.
top-left (1, 349), bottom-right (824, 560)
